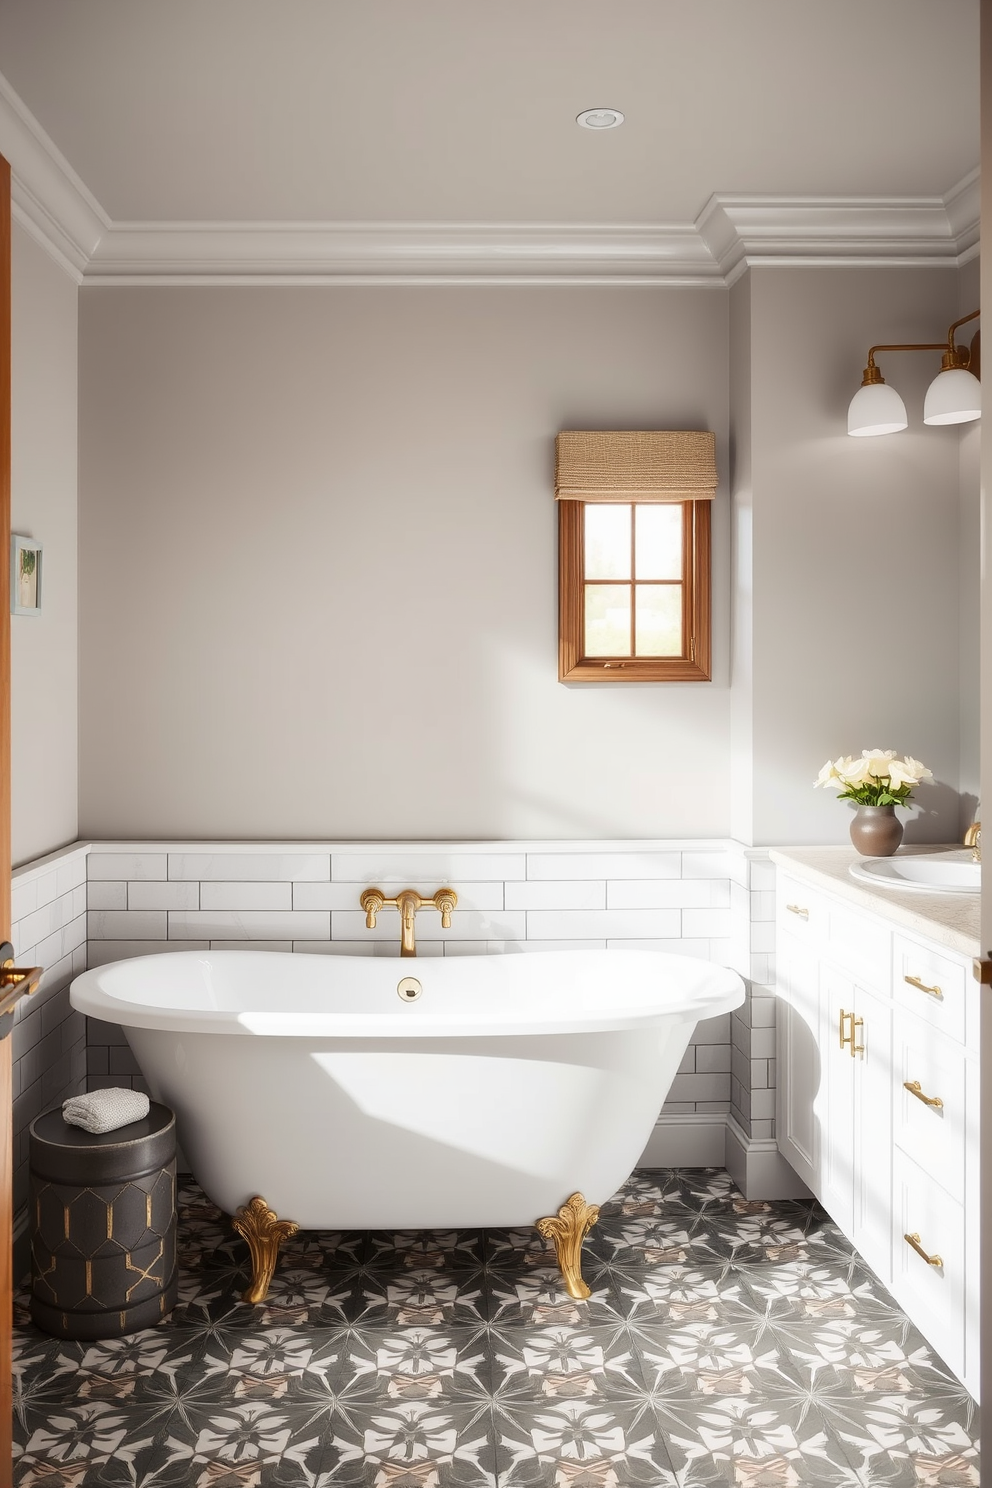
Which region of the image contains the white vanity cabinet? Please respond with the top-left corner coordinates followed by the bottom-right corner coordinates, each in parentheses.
top-left (772, 852), bottom-right (980, 1401)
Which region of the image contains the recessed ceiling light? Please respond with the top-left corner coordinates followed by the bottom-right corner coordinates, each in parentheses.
top-left (576, 108), bottom-right (625, 130)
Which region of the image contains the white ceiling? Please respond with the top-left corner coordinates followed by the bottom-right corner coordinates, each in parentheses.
top-left (0, 0), bottom-right (979, 226)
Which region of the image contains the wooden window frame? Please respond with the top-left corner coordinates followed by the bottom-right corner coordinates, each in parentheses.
top-left (558, 498), bottom-right (711, 682)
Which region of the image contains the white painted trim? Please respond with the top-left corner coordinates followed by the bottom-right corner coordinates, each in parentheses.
top-left (12, 839), bottom-right (89, 881)
top-left (0, 70), bottom-right (107, 281)
top-left (697, 191), bottom-right (975, 284)
top-left (0, 69), bottom-right (980, 285)
top-left (83, 220), bottom-right (721, 286)
top-left (638, 1112), bottom-right (727, 1168)
top-left (725, 1115), bottom-right (813, 1201)
top-left (84, 198), bottom-right (980, 285)
top-left (17, 836), bottom-right (741, 862)
top-left (942, 168), bottom-right (981, 259)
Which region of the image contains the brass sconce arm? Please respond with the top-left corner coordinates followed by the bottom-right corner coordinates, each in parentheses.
top-left (859, 308), bottom-right (980, 386)
top-left (861, 341), bottom-right (947, 383)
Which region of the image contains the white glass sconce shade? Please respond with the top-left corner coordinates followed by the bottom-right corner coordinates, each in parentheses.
top-left (847, 380), bottom-right (909, 437)
top-left (922, 367), bottom-right (981, 426)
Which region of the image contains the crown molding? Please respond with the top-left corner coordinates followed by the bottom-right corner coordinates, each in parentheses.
top-left (696, 174), bottom-right (980, 285)
top-left (0, 71), bottom-right (107, 282)
top-left (83, 220), bottom-right (721, 286)
top-left (0, 71), bottom-right (980, 285)
top-left (942, 167), bottom-right (980, 263)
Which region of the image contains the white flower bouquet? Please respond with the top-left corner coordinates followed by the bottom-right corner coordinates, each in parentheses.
top-left (814, 749), bottom-right (933, 807)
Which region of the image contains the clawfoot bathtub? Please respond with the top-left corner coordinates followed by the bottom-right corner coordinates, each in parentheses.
top-left (71, 948), bottom-right (744, 1300)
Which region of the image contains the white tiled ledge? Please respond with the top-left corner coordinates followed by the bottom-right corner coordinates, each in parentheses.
top-left (769, 846), bottom-right (981, 958)
top-left (12, 836), bottom-right (773, 980)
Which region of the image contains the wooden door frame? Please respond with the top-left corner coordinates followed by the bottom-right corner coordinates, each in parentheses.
top-left (1, 149), bottom-right (14, 1479)
top-left (980, 3), bottom-right (992, 1445)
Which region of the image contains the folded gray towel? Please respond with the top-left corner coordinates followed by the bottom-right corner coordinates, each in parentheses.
top-left (62, 1088), bottom-right (150, 1134)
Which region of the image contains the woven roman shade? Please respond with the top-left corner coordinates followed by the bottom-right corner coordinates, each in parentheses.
top-left (554, 430), bottom-right (718, 502)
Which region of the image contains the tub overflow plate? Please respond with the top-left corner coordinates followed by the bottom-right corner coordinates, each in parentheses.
top-left (397, 976), bottom-right (422, 1002)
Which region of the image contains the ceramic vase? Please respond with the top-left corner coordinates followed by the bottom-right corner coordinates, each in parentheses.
top-left (849, 803), bottom-right (903, 857)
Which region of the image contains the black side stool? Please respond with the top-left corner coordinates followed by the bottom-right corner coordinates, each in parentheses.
top-left (29, 1100), bottom-right (178, 1339)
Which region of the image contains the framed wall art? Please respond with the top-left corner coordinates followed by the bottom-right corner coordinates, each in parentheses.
top-left (11, 535), bottom-right (42, 615)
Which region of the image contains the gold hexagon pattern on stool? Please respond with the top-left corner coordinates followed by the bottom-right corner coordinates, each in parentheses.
top-left (29, 1102), bottom-right (178, 1339)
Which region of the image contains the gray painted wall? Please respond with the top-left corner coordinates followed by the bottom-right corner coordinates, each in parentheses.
top-left (740, 264), bottom-right (969, 847)
top-left (75, 271), bottom-right (978, 847)
top-left (10, 224), bottom-right (78, 865)
top-left (78, 285), bottom-right (732, 841)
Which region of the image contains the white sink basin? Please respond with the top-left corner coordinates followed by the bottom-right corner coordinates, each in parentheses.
top-left (849, 850), bottom-right (981, 894)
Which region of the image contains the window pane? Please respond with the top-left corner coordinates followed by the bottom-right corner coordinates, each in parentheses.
top-left (584, 505), bottom-right (631, 580)
top-left (585, 584), bottom-right (631, 656)
top-left (635, 504), bottom-right (682, 580)
top-left (635, 584), bottom-right (682, 656)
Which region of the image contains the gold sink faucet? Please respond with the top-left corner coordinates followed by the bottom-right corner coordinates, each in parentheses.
top-left (360, 887), bottom-right (458, 957)
top-left (964, 820), bottom-right (981, 863)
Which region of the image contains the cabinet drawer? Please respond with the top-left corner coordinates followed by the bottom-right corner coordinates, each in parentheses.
top-left (891, 1150), bottom-right (966, 1380)
top-left (893, 934), bottom-right (968, 1044)
top-left (893, 1012), bottom-right (967, 1203)
top-left (819, 896), bottom-right (890, 987)
top-left (776, 877), bottom-right (890, 988)
top-left (776, 876), bottom-right (821, 938)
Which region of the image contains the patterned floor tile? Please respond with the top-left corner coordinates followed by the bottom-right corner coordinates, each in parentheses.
top-left (366, 1230), bottom-right (488, 1273)
top-left (738, 1256), bottom-right (908, 1327)
top-left (825, 1391), bottom-right (981, 1486)
top-left (12, 1168), bottom-right (980, 1487)
top-left (488, 1322), bottom-right (643, 1402)
top-left (484, 1264), bottom-right (621, 1328)
top-left (176, 1323), bottom-right (496, 1407)
top-left (608, 1260), bottom-right (757, 1323)
top-left (484, 1228), bottom-right (558, 1271)
top-left (493, 1395), bottom-right (675, 1485)
top-left (588, 1209), bottom-right (736, 1268)
top-left (306, 1399), bottom-right (499, 1487)
top-left (356, 1266), bottom-right (490, 1328)
top-left (775, 1311), bottom-right (971, 1399)
top-left (596, 1168), bottom-right (688, 1219)
top-left (648, 1393), bottom-right (860, 1485)
top-left (629, 1315), bottom-right (815, 1402)
top-left (673, 1168), bottom-right (745, 1209)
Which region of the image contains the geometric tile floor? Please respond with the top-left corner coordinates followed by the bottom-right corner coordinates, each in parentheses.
top-left (12, 1168), bottom-right (980, 1486)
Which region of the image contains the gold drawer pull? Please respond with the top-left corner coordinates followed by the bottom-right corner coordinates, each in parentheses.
top-left (903, 1080), bottom-right (944, 1110)
top-left (905, 974), bottom-right (943, 1000)
top-left (786, 904), bottom-right (809, 919)
top-left (839, 1008), bottom-right (852, 1050)
top-left (904, 1232), bottom-right (943, 1268)
top-left (839, 1009), bottom-right (864, 1057)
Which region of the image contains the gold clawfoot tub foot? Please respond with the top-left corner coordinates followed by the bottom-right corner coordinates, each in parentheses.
top-left (535, 1191), bottom-right (601, 1300)
top-left (231, 1196), bottom-right (300, 1303)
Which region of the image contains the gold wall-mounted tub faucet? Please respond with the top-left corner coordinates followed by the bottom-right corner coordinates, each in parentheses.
top-left (964, 820), bottom-right (981, 863)
top-left (360, 887), bottom-right (458, 957)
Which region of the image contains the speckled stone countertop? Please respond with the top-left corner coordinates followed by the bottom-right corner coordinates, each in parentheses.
top-left (769, 845), bottom-right (981, 959)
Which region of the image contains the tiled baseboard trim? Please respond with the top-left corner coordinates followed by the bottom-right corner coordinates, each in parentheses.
top-left (638, 1112), bottom-right (728, 1168)
top-left (725, 1114), bottom-right (812, 1200)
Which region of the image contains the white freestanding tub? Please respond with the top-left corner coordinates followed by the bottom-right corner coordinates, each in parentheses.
top-left (70, 948), bottom-right (744, 1230)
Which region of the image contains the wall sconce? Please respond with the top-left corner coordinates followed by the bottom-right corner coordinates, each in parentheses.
top-left (847, 309), bottom-right (980, 437)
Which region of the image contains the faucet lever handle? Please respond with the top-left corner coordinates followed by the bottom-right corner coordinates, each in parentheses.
top-left (434, 888), bottom-right (457, 929)
top-left (360, 888), bottom-right (385, 929)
